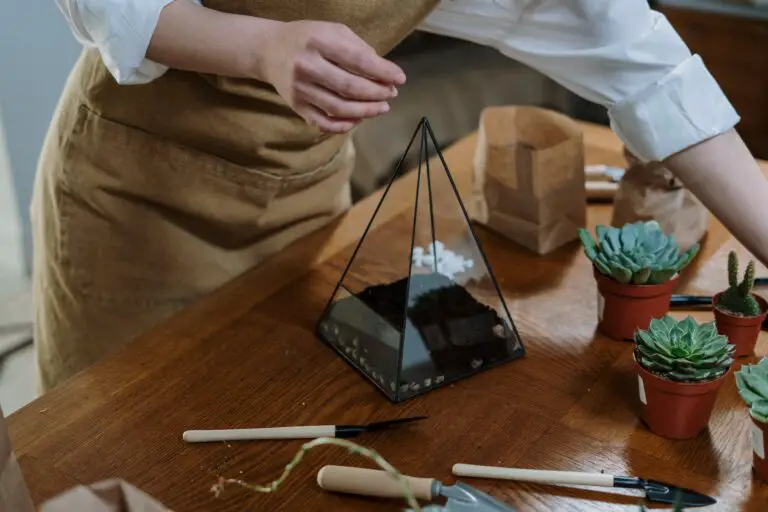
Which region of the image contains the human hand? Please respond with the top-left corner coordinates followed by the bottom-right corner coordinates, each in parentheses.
top-left (257, 20), bottom-right (405, 133)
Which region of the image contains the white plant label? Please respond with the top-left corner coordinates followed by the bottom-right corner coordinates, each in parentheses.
top-left (637, 375), bottom-right (647, 405)
top-left (751, 422), bottom-right (765, 460)
top-left (597, 291), bottom-right (605, 321)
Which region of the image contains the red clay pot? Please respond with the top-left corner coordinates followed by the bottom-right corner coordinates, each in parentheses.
top-left (713, 292), bottom-right (767, 358)
top-left (595, 268), bottom-right (676, 341)
top-left (634, 356), bottom-right (729, 439)
top-left (751, 417), bottom-right (768, 482)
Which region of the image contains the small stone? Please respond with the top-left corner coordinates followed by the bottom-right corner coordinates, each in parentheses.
top-left (345, 346), bottom-right (353, 355)
top-left (359, 356), bottom-right (367, 366)
top-left (332, 325), bottom-right (339, 336)
top-left (435, 375), bottom-right (445, 384)
top-left (492, 324), bottom-right (505, 338)
top-left (351, 349), bottom-right (358, 359)
top-left (400, 384), bottom-right (409, 393)
top-left (471, 359), bottom-right (483, 369)
top-left (410, 382), bottom-right (421, 391)
top-left (371, 371), bottom-right (378, 380)
top-left (379, 375), bottom-right (386, 385)
top-left (424, 378), bottom-right (432, 387)
top-left (390, 381), bottom-right (396, 391)
top-left (352, 337), bottom-right (359, 348)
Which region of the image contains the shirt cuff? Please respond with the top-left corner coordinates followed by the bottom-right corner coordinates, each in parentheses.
top-left (84, 0), bottom-right (180, 85)
top-left (608, 54), bottom-right (740, 163)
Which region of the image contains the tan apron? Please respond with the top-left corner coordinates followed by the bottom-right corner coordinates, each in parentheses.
top-left (31, 0), bottom-right (438, 393)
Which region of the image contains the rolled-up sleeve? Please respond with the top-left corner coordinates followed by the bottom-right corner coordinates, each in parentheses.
top-left (421, 0), bottom-right (740, 163)
top-left (55, 0), bottom-right (201, 85)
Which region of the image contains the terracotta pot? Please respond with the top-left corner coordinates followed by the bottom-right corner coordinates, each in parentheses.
top-left (713, 292), bottom-right (767, 358)
top-left (634, 356), bottom-right (729, 439)
top-left (751, 417), bottom-right (768, 482)
top-left (594, 268), bottom-right (676, 341)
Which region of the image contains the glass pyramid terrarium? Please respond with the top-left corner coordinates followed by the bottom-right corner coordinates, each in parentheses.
top-left (317, 118), bottom-right (525, 402)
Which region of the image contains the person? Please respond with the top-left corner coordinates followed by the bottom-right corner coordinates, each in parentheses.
top-left (37, 0), bottom-right (768, 393)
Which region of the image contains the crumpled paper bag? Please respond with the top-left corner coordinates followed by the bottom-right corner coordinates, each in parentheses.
top-left (40, 480), bottom-right (170, 511)
top-left (472, 105), bottom-right (586, 255)
top-left (0, 406), bottom-right (35, 512)
top-left (611, 148), bottom-right (708, 251)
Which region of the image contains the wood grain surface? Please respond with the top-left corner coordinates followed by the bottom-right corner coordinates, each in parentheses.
top-left (8, 122), bottom-right (768, 511)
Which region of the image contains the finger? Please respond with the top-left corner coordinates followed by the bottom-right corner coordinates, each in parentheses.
top-left (315, 36), bottom-right (406, 85)
top-left (298, 103), bottom-right (359, 134)
top-left (296, 82), bottom-right (389, 119)
top-left (300, 56), bottom-right (397, 101)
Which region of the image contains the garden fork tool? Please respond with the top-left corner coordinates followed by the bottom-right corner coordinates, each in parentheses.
top-left (317, 465), bottom-right (515, 511)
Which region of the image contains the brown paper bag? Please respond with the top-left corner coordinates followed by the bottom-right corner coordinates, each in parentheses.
top-left (611, 148), bottom-right (708, 251)
top-left (0, 406), bottom-right (35, 512)
top-left (472, 106), bottom-right (586, 254)
top-left (40, 479), bottom-right (170, 511)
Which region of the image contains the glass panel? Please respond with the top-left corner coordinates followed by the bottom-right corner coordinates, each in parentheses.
top-left (318, 119), bottom-right (525, 402)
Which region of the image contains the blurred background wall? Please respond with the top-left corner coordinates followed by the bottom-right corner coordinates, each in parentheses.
top-left (0, 1), bottom-right (80, 275)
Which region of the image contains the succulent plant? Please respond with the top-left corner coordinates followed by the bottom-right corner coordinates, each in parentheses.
top-left (634, 315), bottom-right (734, 383)
top-left (578, 221), bottom-right (699, 285)
top-left (717, 251), bottom-right (763, 317)
top-left (735, 357), bottom-right (768, 423)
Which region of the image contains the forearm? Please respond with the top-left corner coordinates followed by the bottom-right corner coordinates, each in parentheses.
top-left (147, 0), bottom-right (278, 80)
top-left (665, 130), bottom-right (768, 267)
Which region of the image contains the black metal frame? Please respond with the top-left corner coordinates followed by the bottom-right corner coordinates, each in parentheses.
top-left (315, 117), bottom-right (526, 402)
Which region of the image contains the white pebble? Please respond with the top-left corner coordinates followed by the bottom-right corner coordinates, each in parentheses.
top-left (410, 240), bottom-right (478, 280)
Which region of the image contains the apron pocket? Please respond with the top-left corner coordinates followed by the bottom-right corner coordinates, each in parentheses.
top-left (56, 104), bottom-right (282, 304)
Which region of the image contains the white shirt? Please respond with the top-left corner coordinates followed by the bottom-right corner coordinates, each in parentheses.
top-left (54, 0), bottom-right (739, 163)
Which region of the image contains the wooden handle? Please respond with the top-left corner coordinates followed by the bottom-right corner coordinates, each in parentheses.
top-left (585, 165), bottom-right (625, 182)
top-left (182, 425), bottom-right (335, 443)
top-left (452, 464), bottom-right (614, 488)
top-left (585, 165), bottom-right (611, 181)
top-left (317, 465), bottom-right (435, 500)
top-left (585, 181), bottom-right (618, 200)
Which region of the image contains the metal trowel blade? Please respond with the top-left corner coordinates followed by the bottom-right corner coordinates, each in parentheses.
top-left (441, 482), bottom-right (516, 512)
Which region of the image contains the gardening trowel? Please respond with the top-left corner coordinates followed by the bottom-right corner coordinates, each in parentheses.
top-left (316, 465), bottom-right (515, 511)
top-left (452, 464), bottom-right (715, 508)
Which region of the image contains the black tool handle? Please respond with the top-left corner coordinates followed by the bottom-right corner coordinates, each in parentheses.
top-left (335, 425), bottom-right (366, 438)
top-left (613, 476), bottom-right (645, 489)
top-left (670, 295), bottom-right (712, 307)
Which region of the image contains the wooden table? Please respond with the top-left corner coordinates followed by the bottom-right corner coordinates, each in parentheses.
top-left (9, 122), bottom-right (768, 511)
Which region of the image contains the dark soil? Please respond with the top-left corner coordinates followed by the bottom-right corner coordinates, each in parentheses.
top-left (321, 272), bottom-right (520, 401)
top-left (357, 273), bottom-right (510, 356)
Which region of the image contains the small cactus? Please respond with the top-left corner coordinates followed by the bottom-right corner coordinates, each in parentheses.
top-left (717, 251), bottom-right (763, 317)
